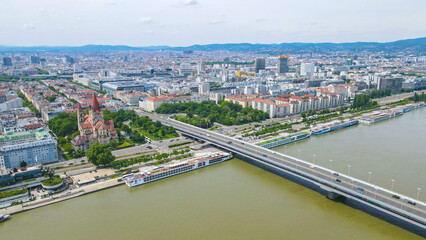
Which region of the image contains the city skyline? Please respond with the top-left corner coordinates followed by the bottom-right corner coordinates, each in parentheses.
top-left (1, 0), bottom-right (425, 46)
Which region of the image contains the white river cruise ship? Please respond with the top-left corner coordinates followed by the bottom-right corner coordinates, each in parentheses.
top-left (124, 152), bottom-right (233, 187)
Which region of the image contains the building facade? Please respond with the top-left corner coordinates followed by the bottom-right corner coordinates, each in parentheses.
top-left (279, 55), bottom-right (289, 74)
top-left (0, 128), bottom-right (58, 169)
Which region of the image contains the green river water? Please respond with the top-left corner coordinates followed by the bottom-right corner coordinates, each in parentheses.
top-left (0, 108), bottom-right (425, 240)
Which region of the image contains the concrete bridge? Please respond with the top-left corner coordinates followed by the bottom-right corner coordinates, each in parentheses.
top-left (137, 111), bottom-right (426, 236)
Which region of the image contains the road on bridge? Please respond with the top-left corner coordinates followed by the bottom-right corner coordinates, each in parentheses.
top-left (136, 110), bottom-right (426, 227)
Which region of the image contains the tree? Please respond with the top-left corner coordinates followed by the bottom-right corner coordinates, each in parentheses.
top-left (62, 143), bottom-right (74, 153)
top-left (132, 131), bottom-right (145, 143)
top-left (45, 96), bottom-right (57, 102)
top-left (121, 124), bottom-right (131, 133)
top-left (85, 143), bottom-right (116, 166)
top-left (20, 161), bottom-right (27, 168)
top-left (301, 112), bottom-right (307, 119)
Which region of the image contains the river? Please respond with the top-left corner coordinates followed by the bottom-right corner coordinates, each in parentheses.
top-left (274, 107), bottom-right (426, 199)
top-left (0, 108), bottom-right (425, 239)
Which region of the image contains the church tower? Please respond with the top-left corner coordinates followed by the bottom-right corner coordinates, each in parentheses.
top-left (77, 103), bottom-right (86, 133)
top-left (89, 93), bottom-right (104, 125)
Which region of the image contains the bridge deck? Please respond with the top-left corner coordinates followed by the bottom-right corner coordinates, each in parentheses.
top-left (137, 111), bottom-right (426, 230)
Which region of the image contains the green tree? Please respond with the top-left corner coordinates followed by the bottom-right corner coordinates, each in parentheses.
top-left (85, 143), bottom-right (115, 166)
top-left (62, 143), bottom-right (74, 153)
top-left (44, 96), bottom-right (57, 102)
top-left (20, 161), bottom-right (27, 168)
top-left (121, 124), bottom-right (131, 133)
top-left (132, 131), bottom-right (145, 143)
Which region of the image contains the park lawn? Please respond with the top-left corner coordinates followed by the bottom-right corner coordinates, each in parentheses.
top-left (137, 129), bottom-right (178, 141)
top-left (117, 141), bottom-right (132, 148)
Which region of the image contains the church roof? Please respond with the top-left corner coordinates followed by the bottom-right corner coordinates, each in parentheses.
top-left (71, 135), bottom-right (89, 146)
top-left (92, 93), bottom-right (101, 112)
top-left (81, 122), bottom-right (92, 129)
top-left (105, 119), bottom-right (114, 126)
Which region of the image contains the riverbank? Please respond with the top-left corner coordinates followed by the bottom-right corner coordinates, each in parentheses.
top-left (1, 159), bottom-right (422, 240)
top-left (0, 178), bottom-right (124, 216)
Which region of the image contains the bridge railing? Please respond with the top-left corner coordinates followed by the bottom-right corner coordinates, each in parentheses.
top-left (165, 115), bottom-right (426, 213)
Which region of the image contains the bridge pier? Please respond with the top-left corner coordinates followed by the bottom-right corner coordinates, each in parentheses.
top-left (327, 191), bottom-right (343, 200)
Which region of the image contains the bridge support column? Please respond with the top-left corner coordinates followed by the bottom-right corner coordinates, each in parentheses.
top-left (327, 191), bottom-right (342, 200)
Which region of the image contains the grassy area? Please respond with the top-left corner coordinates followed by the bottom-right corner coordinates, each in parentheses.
top-left (117, 141), bottom-right (132, 148)
top-left (110, 148), bottom-right (190, 169)
top-left (137, 129), bottom-right (177, 141)
top-left (0, 188), bottom-right (27, 200)
top-left (257, 132), bottom-right (309, 146)
top-left (41, 175), bottom-right (63, 186)
top-left (115, 150), bottom-right (157, 160)
top-left (168, 141), bottom-right (193, 148)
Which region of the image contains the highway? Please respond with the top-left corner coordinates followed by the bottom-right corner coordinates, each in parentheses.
top-left (136, 110), bottom-right (426, 228)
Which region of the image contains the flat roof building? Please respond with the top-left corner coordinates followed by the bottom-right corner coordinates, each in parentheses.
top-left (102, 81), bottom-right (157, 94)
top-left (0, 128), bottom-right (58, 169)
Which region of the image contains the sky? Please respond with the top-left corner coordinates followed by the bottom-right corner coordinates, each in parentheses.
top-left (0, 0), bottom-right (425, 46)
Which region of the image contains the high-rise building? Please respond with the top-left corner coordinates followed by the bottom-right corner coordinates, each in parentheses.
top-left (197, 61), bottom-right (205, 74)
top-left (255, 85), bottom-right (267, 94)
top-left (198, 83), bottom-right (210, 94)
top-left (66, 56), bottom-right (75, 64)
top-left (278, 55), bottom-right (289, 74)
top-left (30, 56), bottom-right (40, 64)
top-left (2, 57), bottom-right (12, 66)
top-left (254, 58), bottom-right (266, 73)
top-left (300, 63), bottom-right (315, 76)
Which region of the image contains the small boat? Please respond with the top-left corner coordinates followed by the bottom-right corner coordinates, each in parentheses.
top-left (0, 214), bottom-right (10, 223)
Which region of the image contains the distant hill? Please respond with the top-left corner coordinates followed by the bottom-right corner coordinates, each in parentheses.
top-left (0, 37), bottom-right (425, 53)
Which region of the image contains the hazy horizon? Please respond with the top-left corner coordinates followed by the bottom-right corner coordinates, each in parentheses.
top-left (1, 0), bottom-right (425, 47)
top-left (0, 36), bottom-right (425, 48)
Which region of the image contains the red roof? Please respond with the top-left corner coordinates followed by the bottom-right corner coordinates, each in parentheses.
top-left (92, 93), bottom-right (101, 112)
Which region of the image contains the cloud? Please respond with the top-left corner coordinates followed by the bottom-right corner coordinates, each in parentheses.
top-left (174, 0), bottom-right (199, 7)
top-left (256, 19), bottom-right (267, 23)
top-left (138, 17), bottom-right (152, 24)
top-left (210, 19), bottom-right (224, 25)
top-left (23, 22), bottom-right (35, 30)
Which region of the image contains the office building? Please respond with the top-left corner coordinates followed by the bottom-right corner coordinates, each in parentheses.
top-left (300, 63), bottom-right (315, 76)
top-left (179, 63), bottom-right (194, 76)
top-left (0, 128), bottom-right (58, 169)
top-left (30, 56), bottom-right (40, 64)
top-left (102, 81), bottom-right (157, 94)
top-left (198, 83), bottom-right (210, 94)
top-left (66, 56), bottom-right (75, 65)
top-left (377, 77), bottom-right (403, 93)
top-left (278, 55), bottom-right (289, 74)
top-left (3, 57), bottom-right (12, 66)
top-left (254, 58), bottom-right (266, 73)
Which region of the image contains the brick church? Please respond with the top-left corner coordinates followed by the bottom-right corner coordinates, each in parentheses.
top-left (71, 94), bottom-right (118, 151)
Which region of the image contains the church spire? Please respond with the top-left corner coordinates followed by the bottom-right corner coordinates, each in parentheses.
top-left (92, 93), bottom-right (101, 112)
